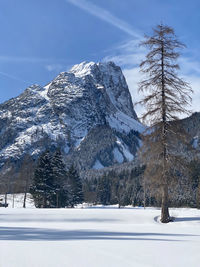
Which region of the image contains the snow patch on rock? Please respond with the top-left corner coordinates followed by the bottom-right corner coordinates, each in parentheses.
top-left (92, 160), bottom-right (104, 170)
top-left (107, 111), bottom-right (144, 134)
top-left (116, 138), bottom-right (134, 161)
top-left (113, 147), bottom-right (124, 163)
top-left (192, 136), bottom-right (199, 149)
top-left (70, 61), bottom-right (96, 77)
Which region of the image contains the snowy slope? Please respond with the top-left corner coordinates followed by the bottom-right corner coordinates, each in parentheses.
top-left (0, 207), bottom-right (200, 267)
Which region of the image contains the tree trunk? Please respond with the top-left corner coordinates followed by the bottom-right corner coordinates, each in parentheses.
top-left (5, 192), bottom-right (7, 208)
top-left (23, 192), bottom-right (27, 208)
top-left (56, 193), bottom-right (59, 208)
top-left (23, 177), bottom-right (29, 208)
top-left (197, 185), bottom-right (200, 209)
top-left (161, 184), bottom-right (170, 223)
top-left (143, 176), bottom-right (146, 209)
top-left (43, 195), bottom-right (47, 208)
top-left (160, 38), bottom-right (170, 223)
top-left (12, 194), bottom-right (15, 208)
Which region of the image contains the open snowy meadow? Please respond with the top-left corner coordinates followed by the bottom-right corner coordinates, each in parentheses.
top-left (0, 196), bottom-right (200, 267)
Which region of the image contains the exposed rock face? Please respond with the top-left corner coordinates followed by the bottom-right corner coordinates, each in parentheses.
top-left (0, 61), bottom-right (144, 170)
top-left (181, 112), bottom-right (200, 151)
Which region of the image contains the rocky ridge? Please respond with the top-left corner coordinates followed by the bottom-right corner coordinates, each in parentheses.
top-left (0, 61), bottom-right (144, 171)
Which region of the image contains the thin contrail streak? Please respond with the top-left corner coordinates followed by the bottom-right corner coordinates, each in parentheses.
top-left (66, 0), bottom-right (141, 39)
top-left (0, 56), bottom-right (66, 63)
top-left (0, 71), bottom-right (30, 84)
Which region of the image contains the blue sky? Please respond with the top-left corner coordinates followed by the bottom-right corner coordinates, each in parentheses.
top-left (0, 0), bottom-right (200, 115)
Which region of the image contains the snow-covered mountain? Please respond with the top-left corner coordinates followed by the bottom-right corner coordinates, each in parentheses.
top-left (0, 61), bottom-right (144, 170)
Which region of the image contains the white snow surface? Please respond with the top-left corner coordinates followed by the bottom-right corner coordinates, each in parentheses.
top-left (193, 136), bottom-right (199, 148)
top-left (107, 111), bottom-right (145, 133)
top-left (92, 159), bottom-right (104, 170)
top-left (28, 84), bottom-right (50, 101)
top-left (116, 137), bottom-right (134, 161)
top-left (113, 147), bottom-right (124, 163)
top-left (70, 61), bottom-right (96, 77)
top-left (39, 83), bottom-right (51, 100)
top-left (0, 203), bottom-right (200, 267)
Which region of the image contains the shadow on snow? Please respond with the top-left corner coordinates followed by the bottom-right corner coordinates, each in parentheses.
top-left (154, 215), bottom-right (200, 223)
top-left (174, 217), bottom-right (200, 222)
top-left (0, 216), bottom-right (120, 223)
top-left (0, 227), bottom-right (197, 242)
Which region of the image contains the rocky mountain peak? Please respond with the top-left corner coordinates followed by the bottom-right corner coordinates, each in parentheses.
top-left (69, 61), bottom-right (138, 119)
top-left (0, 61), bottom-right (144, 170)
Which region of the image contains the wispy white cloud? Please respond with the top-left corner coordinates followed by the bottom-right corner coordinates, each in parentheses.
top-left (45, 64), bottom-right (63, 72)
top-left (103, 39), bottom-right (146, 117)
top-left (0, 56), bottom-right (66, 81)
top-left (0, 55), bottom-right (52, 63)
top-left (66, 0), bottom-right (141, 39)
top-left (182, 74), bottom-right (200, 114)
top-left (0, 55), bottom-right (67, 64)
top-left (123, 65), bottom-right (200, 119)
top-left (104, 39), bottom-right (200, 118)
top-left (103, 39), bottom-right (145, 66)
top-left (123, 63), bottom-right (200, 118)
top-left (0, 71), bottom-right (29, 84)
top-left (122, 67), bottom-right (144, 117)
top-left (179, 57), bottom-right (200, 75)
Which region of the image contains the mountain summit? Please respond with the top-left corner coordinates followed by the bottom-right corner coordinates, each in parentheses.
top-left (0, 61), bottom-right (144, 170)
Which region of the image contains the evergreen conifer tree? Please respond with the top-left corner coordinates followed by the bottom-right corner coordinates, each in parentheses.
top-left (68, 165), bottom-right (84, 207)
top-left (96, 175), bottom-right (111, 205)
top-left (51, 149), bottom-right (69, 208)
top-left (30, 150), bottom-right (55, 208)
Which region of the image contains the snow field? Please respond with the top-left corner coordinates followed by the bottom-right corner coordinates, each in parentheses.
top-left (0, 205), bottom-right (200, 267)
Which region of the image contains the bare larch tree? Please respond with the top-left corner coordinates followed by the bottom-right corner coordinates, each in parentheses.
top-left (138, 24), bottom-right (192, 223)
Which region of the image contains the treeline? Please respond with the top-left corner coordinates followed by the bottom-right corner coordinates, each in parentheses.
top-left (1, 149), bottom-right (200, 209)
top-left (83, 160), bottom-right (200, 209)
top-left (83, 166), bottom-right (145, 207)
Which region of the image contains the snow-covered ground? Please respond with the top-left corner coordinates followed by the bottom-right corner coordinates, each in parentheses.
top-left (0, 201), bottom-right (200, 267)
top-left (0, 193), bottom-right (35, 209)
